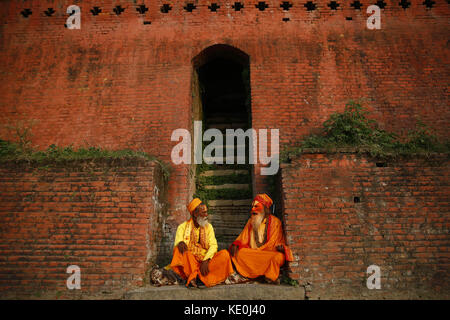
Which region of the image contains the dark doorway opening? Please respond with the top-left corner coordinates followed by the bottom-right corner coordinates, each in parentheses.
top-left (192, 46), bottom-right (253, 250)
top-left (198, 58), bottom-right (250, 129)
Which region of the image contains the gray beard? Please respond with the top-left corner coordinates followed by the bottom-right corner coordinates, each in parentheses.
top-left (251, 212), bottom-right (265, 231)
top-left (196, 216), bottom-right (208, 228)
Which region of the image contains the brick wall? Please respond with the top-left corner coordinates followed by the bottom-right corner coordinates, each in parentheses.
top-left (280, 151), bottom-right (449, 298)
top-left (0, 0), bottom-right (449, 257)
top-left (0, 158), bottom-right (168, 297)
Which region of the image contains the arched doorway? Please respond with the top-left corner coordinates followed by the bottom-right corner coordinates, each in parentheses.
top-left (191, 44), bottom-right (253, 250)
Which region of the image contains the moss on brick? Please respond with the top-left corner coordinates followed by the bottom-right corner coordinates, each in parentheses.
top-left (0, 140), bottom-right (171, 180)
top-left (196, 162), bottom-right (251, 175)
top-left (197, 173), bottom-right (251, 186)
top-left (194, 187), bottom-right (252, 202)
top-left (281, 101), bottom-right (450, 163)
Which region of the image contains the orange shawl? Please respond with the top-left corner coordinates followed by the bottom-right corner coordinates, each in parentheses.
top-left (231, 214), bottom-right (294, 261)
top-left (184, 218), bottom-right (208, 261)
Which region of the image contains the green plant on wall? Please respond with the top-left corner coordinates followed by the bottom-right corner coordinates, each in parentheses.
top-left (0, 141), bottom-right (169, 177)
top-left (1, 118), bottom-right (40, 156)
top-left (194, 162), bottom-right (252, 206)
top-left (0, 117), bottom-right (171, 179)
top-left (281, 275), bottom-right (299, 287)
top-left (194, 187), bottom-right (252, 201)
top-left (0, 144), bottom-right (170, 184)
top-left (280, 100), bottom-right (449, 162)
top-left (197, 173), bottom-right (251, 186)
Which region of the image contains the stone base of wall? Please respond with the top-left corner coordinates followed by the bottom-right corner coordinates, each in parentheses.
top-left (304, 285), bottom-right (449, 300)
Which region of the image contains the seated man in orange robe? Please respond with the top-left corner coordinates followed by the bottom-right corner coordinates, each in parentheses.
top-left (169, 198), bottom-right (234, 288)
top-left (229, 194), bottom-right (294, 283)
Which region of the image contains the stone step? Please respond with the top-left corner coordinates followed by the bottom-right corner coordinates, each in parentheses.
top-left (214, 227), bottom-right (244, 233)
top-left (209, 214), bottom-right (250, 221)
top-left (210, 217), bottom-right (249, 224)
top-left (210, 222), bottom-right (249, 228)
top-left (208, 199), bottom-right (253, 206)
top-left (210, 144), bottom-right (249, 150)
top-left (213, 219), bottom-right (246, 225)
top-left (212, 222), bottom-right (249, 228)
top-left (204, 150), bottom-right (251, 156)
top-left (212, 228), bottom-right (247, 235)
top-left (200, 132), bottom-right (255, 140)
top-left (204, 184), bottom-right (250, 190)
top-left (217, 236), bottom-right (241, 242)
top-left (199, 169), bottom-right (250, 177)
top-left (203, 156), bottom-right (248, 164)
top-left (208, 204), bottom-right (251, 210)
top-left (215, 232), bottom-right (244, 240)
top-left (123, 283), bottom-right (305, 300)
top-left (209, 210), bottom-right (250, 217)
top-left (210, 216), bottom-right (249, 223)
top-left (217, 231), bottom-right (242, 236)
top-left (222, 132), bottom-right (254, 139)
top-left (197, 163), bottom-right (252, 172)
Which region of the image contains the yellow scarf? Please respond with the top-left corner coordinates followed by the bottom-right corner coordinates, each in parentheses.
top-left (183, 219), bottom-right (208, 261)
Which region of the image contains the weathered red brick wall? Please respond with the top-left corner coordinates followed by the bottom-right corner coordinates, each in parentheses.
top-left (0, 158), bottom-right (167, 297)
top-left (280, 152), bottom-right (449, 298)
top-left (0, 1), bottom-right (448, 232)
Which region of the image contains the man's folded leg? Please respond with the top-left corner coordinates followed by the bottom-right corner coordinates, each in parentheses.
top-left (169, 246), bottom-right (200, 286)
top-left (198, 249), bottom-right (234, 287)
top-left (232, 248), bottom-right (285, 281)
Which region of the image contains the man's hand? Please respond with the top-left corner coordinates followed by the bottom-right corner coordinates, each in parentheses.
top-left (276, 245), bottom-right (284, 253)
top-left (177, 241), bottom-right (188, 255)
top-left (200, 259), bottom-right (210, 276)
top-left (230, 244), bottom-right (239, 257)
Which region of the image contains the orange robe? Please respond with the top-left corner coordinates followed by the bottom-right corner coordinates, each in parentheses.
top-left (169, 219), bottom-right (233, 287)
top-left (230, 214), bottom-right (294, 281)
top-left (170, 247), bottom-right (233, 287)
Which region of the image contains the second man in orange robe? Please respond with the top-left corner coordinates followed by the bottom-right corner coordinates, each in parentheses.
top-left (229, 194), bottom-right (294, 283)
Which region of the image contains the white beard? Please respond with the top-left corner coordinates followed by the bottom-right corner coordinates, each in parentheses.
top-left (251, 212), bottom-right (265, 231)
top-left (196, 216), bottom-right (208, 228)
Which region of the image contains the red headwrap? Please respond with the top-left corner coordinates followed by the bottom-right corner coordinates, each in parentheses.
top-left (253, 194), bottom-right (273, 208)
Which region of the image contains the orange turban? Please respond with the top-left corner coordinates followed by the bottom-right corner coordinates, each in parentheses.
top-left (187, 198), bottom-right (202, 214)
top-left (254, 194), bottom-right (273, 208)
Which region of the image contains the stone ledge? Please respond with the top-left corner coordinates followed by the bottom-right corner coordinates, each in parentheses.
top-left (208, 199), bottom-right (253, 206)
top-left (205, 184), bottom-right (250, 190)
top-left (282, 149), bottom-right (450, 164)
top-left (123, 283), bottom-right (305, 300)
top-left (200, 170), bottom-right (249, 177)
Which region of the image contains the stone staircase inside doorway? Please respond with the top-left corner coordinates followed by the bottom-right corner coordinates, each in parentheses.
top-left (197, 113), bottom-right (253, 251)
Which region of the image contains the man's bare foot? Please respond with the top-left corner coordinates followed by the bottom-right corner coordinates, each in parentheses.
top-left (264, 277), bottom-right (280, 285)
top-left (189, 279), bottom-right (198, 288)
top-left (225, 273), bottom-right (250, 285)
